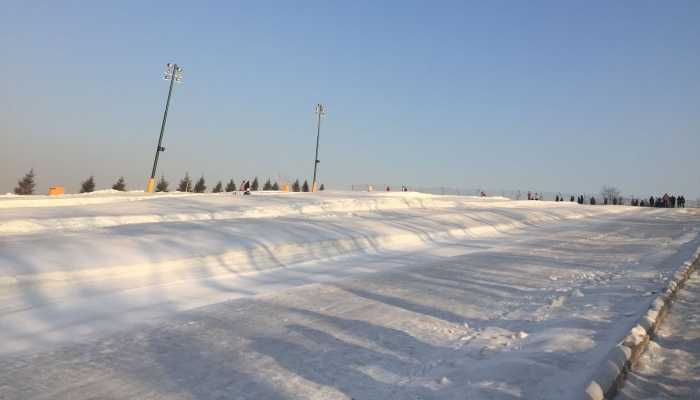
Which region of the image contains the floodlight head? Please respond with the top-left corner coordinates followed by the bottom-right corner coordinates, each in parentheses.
top-left (315, 103), bottom-right (326, 115)
top-left (164, 63), bottom-right (183, 82)
top-left (174, 66), bottom-right (183, 83)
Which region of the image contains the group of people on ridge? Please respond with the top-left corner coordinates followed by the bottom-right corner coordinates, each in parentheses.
top-left (528, 191), bottom-right (688, 207)
top-left (527, 192), bottom-right (543, 201)
top-left (635, 194), bottom-right (687, 208)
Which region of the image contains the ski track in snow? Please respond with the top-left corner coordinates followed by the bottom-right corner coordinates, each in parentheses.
top-left (0, 191), bottom-right (699, 400)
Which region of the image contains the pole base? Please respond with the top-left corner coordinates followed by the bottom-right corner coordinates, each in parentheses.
top-left (146, 178), bottom-right (156, 193)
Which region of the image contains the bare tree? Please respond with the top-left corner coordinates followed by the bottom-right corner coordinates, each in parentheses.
top-left (600, 185), bottom-right (621, 205)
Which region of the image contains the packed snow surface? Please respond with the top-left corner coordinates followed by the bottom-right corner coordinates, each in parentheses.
top-left (617, 271), bottom-right (700, 399)
top-left (1, 191), bottom-right (699, 399)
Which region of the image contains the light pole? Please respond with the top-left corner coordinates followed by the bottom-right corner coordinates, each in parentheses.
top-left (147, 63), bottom-right (183, 193)
top-left (311, 103), bottom-right (326, 192)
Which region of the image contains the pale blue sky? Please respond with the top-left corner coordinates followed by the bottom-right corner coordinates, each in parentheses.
top-left (1, 1), bottom-right (698, 197)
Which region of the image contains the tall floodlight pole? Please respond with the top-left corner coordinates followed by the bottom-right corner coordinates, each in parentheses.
top-left (311, 103), bottom-right (326, 192)
top-left (147, 63), bottom-right (183, 193)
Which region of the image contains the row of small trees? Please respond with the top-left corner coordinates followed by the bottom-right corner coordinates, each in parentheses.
top-left (160, 174), bottom-right (322, 193)
top-left (13, 169), bottom-right (324, 195)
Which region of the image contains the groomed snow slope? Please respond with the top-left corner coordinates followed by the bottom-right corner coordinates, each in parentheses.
top-left (1, 191), bottom-right (699, 399)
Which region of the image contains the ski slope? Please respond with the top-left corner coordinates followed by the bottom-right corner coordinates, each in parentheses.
top-left (1, 190), bottom-right (699, 399)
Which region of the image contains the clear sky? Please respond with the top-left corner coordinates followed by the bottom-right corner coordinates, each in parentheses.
top-left (1, 1), bottom-right (698, 197)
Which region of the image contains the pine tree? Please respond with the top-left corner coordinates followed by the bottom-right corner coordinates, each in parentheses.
top-left (292, 179), bottom-right (301, 192)
top-left (80, 176), bottom-right (95, 193)
top-left (212, 181), bottom-right (223, 193)
top-left (112, 176), bottom-right (126, 191)
top-left (272, 181), bottom-right (279, 191)
top-left (156, 175), bottom-right (169, 192)
top-left (263, 179), bottom-right (273, 191)
top-left (302, 180), bottom-right (310, 192)
top-left (194, 176), bottom-right (207, 193)
top-left (14, 169), bottom-right (36, 195)
top-left (178, 173), bottom-right (192, 192)
top-left (225, 179), bottom-right (236, 192)
top-left (251, 177), bottom-right (259, 191)
top-left (319, 183), bottom-right (325, 191)
top-left (590, 197), bottom-right (596, 205)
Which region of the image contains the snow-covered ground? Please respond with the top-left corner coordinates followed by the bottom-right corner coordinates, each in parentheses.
top-left (617, 270), bottom-right (700, 399)
top-left (1, 191), bottom-right (699, 399)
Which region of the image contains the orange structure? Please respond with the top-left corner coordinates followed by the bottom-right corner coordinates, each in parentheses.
top-left (48, 186), bottom-right (65, 196)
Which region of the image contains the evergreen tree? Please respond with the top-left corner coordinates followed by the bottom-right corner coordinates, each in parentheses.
top-left (251, 177), bottom-right (259, 191)
top-left (292, 179), bottom-right (301, 192)
top-left (80, 176), bottom-right (96, 193)
top-left (320, 184), bottom-right (325, 191)
top-left (225, 179), bottom-right (236, 192)
top-left (272, 181), bottom-right (279, 191)
top-left (178, 173), bottom-right (192, 192)
top-left (212, 181), bottom-right (223, 193)
top-left (155, 175), bottom-right (169, 192)
top-left (14, 169), bottom-right (36, 195)
top-left (302, 180), bottom-right (310, 192)
top-left (263, 179), bottom-right (273, 191)
top-left (590, 197), bottom-right (596, 205)
top-left (112, 176), bottom-right (126, 191)
top-left (194, 176), bottom-right (207, 193)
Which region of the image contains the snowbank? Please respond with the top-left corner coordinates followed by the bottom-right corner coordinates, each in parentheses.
top-left (0, 191), bottom-right (617, 236)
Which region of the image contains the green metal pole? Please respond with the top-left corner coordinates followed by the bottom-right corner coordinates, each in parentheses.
top-left (150, 66), bottom-right (176, 180)
top-left (311, 106), bottom-right (322, 191)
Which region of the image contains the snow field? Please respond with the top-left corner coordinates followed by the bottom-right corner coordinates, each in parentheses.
top-left (0, 191), bottom-right (626, 291)
top-left (1, 191), bottom-right (699, 399)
